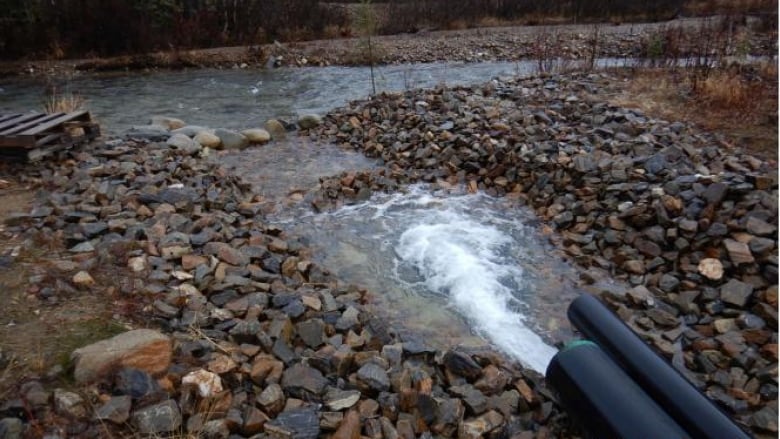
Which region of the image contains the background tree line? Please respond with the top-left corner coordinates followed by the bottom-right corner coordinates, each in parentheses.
top-left (0, 0), bottom-right (345, 59)
top-left (0, 0), bottom-right (773, 60)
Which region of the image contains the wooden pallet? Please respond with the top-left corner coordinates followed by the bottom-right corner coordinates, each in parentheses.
top-left (0, 110), bottom-right (100, 161)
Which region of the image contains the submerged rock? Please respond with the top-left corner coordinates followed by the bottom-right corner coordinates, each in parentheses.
top-left (215, 128), bottom-right (249, 149)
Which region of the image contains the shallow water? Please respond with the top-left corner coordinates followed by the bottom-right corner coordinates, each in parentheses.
top-left (1, 59), bottom-right (637, 371)
top-left (0, 61), bottom-right (532, 134)
top-left (211, 137), bottom-right (377, 202)
top-left (0, 57), bottom-right (684, 135)
top-left (272, 186), bottom-right (584, 372)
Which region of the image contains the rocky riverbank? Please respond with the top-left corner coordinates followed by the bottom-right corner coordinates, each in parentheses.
top-left (0, 122), bottom-right (571, 437)
top-left (1, 16), bottom-right (775, 78)
top-left (305, 72), bottom-right (778, 435)
top-left (0, 71), bottom-right (776, 438)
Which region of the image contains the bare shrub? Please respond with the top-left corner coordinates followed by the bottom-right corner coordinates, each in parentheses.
top-left (43, 89), bottom-right (86, 114)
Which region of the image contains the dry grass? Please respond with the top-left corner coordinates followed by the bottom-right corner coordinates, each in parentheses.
top-left (43, 90), bottom-right (85, 113)
top-left (445, 19), bottom-right (469, 30)
top-left (610, 63), bottom-right (778, 160)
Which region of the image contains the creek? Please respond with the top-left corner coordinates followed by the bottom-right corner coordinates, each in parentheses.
top-left (1, 59), bottom-right (635, 372)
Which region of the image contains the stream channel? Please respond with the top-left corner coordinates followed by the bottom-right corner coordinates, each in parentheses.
top-left (0, 60), bottom-right (630, 372)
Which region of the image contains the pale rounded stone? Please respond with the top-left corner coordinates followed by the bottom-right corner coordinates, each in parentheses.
top-left (72, 271), bottom-right (95, 288)
top-left (194, 131), bottom-right (221, 148)
top-left (241, 128), bottom-right (272, 144)
top-left (698, 258), bottom-right (724, 281)
top-left (151, 116), bottom-right (186, 130)
top-left (264, 119), bottom-right (287, 139)
top-left (128, 256), bottom-right (146, 272)
top-left (297, 114), bottom-right (322, 129)
top-left (166, 133), bottom-right (196, 149)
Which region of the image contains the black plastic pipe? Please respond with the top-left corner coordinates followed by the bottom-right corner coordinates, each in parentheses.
top-left (568, 294), bottom-right (752, 439)
top-left (546, 340), bottom-right (690, 439)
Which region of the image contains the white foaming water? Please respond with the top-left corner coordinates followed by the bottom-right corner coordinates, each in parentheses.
top-left (277, 185), bottom-right (564, 372)
top-left (394, 211), bottom-right (557, 372)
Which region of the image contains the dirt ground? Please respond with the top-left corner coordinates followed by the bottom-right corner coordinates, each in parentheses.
top-left (0, 176), bottom-right (131, 400)
top-left (608, 66), bottom-right (779, 162)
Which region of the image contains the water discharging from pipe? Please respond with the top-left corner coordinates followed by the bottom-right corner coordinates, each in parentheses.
top-left (275, 185), bottom-right (584, 372)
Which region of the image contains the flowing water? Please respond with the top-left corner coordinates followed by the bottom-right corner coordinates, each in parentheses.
top-left (271, 186), bottom-right (585, 372)
top-left (1, 59), bottom-right (635, 372)
top-left (0, 57), bottom-right (665, 135)
top-left (1, 61), bottom-right (534, 134)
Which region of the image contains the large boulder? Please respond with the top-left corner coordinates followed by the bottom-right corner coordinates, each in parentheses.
top-left (71, 329), bottom-right (172, 383)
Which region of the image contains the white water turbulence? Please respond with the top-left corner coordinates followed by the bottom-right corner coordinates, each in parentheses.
top-left (394, 206), bottom-right (557, 372)
top-left (277, 185), bottom-right (578, 373)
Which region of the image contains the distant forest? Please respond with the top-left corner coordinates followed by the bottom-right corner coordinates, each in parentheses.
top-left (0, 0), bottom-right (773, 60)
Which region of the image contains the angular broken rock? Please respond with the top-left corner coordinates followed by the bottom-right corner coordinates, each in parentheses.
top-left (356, 363), bottom-right (390, 392)
top-left (443, 350), bottom-right (483, 379)
top-left (54, 389), bottom-right (87, 419)
top-left (71, 329), bottom-right (172, 383)
top-left (332, 410), bottom-right (361, 439)
top-left (131, 399), bottom-right (182, 435)
top-left (264, 407), bottom-right (320, 439)
top-left (281, 363), bottom-right (329, 398)
top-left (459, 410), bottom-right (504, 438)
top-left (325, 388), bottom-right (361, 411)
top-left (720, 279), bottom-right (755, 308)
top-left (182, 369), bottom-right (223, 398)
top-left (94, 395), bottom-right (132, 424)
top-left (724, 239), bottom-right (755, 266)
top-left (698, 258), bottom-right (724, 281)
